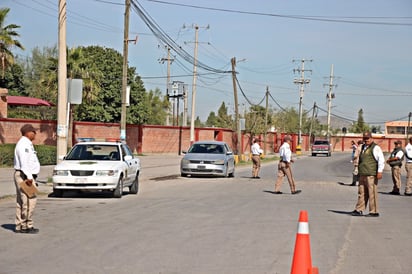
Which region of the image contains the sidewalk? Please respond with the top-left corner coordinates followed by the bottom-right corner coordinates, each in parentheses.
top-left (0, 154), bottom-right (184, 199)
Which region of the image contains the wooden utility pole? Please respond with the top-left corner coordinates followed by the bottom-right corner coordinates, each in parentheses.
top-left (264, 86), bottom-right (269, 154)
top-left (57, 0), bottom-right (68, 163)
top-left (231, 57), bottom-right (241, 155)
top-left (120, 0), bottom-right (130, 141)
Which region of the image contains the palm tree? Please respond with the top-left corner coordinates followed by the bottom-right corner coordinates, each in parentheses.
top-left (0, 8), bottom-right (24, 78)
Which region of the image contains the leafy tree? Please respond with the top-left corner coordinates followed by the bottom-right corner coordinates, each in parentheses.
top-left (245, 105), bottom-right (268, 136)
top-left (0, 8), bottom-right (24, 79)
top-left (0, 62), bottom-right (25, 93)
top-left (352, 108), bottom-right (369, 133)
top-left (216, 102), bottom-right (233, 129)
top-left (205, 111), bottom-right (218, 127)
top-left (194, 116), bottom-right (203, 127)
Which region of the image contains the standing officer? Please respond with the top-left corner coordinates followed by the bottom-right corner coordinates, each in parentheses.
top-left (274, 135), bottom-right (301, 194)
top-left (251, 139), bottom-right (263, 179)
top-left (352, 132), bottom-right (385, 217)
top-left (386, 140), bottom-right (404, 195)
top-left (14, 124), bottom-right (41, 234)
top-left (404, 136), bottom-right (412, 196)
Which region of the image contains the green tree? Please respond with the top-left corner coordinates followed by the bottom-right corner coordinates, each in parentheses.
top-left (352, 108), bottom-right (369, 133)
top-left (205, 111), bottom-right (218, 127)
top-left (0, 8), bottom-right (24, 79)
top-left (245, 105), bottom-right (267, 136)
top-left (216, 102), bottom-right (233, 129)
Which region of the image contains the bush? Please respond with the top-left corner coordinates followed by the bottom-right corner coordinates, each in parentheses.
top-left (0, 144), bottom-right (57, 167)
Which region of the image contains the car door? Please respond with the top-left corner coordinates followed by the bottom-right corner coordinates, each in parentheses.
top-left (121, 144), bottom-right (138, 184)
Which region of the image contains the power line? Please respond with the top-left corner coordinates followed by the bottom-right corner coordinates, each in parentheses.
top-left (148, 0), bottom-right (412, 26)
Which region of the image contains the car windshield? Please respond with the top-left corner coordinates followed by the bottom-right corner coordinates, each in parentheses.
top-left (188, 144), bottom-right (225, 154)
top-left (65, 144), bottom-right (121, 161)
top-left (314, 140), bottom-right (329, 145)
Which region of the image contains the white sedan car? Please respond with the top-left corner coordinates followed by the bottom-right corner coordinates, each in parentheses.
top-left (52, 141), bottom-right (140, 198)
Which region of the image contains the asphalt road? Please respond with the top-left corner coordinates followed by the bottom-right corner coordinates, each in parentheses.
top-left (0, 153), bottom-right (411, 274)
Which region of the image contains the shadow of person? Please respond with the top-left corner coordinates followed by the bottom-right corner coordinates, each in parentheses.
top-left (328, 209), bottom-right (355, 215)
top-left (1, 224), bottom-right (16, 232)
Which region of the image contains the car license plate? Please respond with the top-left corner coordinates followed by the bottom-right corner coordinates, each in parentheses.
top-left (197, 165), bottom-right (206, 169)
top-left (75, 178), bottom-right (87, 183)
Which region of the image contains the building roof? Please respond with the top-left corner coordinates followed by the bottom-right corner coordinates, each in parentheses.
top-left (7, 96), bottom-right (55, 106)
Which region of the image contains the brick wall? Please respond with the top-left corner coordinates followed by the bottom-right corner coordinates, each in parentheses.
top-left (2, 117), bottom-right (406, 154)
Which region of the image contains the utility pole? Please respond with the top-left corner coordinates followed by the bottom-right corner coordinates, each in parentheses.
top-left (56, 0), bottom-right (68, 163)
top-left (120, 0), bottom-right (130, 141)
top-left (293, 59), bottom-right (312, 148)
top-left (309, 102), bottom-right (317, 144)
top-left (159, 46), bottom-right (174, 125)
top-left (324, 64), bottom-right (337, 140)
top-left (231, 57), bottom-right (240, 155)
top-left (264, 86), bottom-right (269, 154)
top-left (189, 25), bottom-right (199, 144)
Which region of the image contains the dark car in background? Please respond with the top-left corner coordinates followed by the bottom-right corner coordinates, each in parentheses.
top-left (311, 139), bottom-right (332, 157)
top-left (180, 141), bottom-right (235, 177)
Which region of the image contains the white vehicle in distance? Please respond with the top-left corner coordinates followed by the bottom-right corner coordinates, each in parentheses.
top-left (52, 141), bottom-right (140, 198)
top-left (180, 140), bottom-right (235, 177)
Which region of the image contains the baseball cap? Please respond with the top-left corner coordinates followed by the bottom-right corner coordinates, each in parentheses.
top-left (362, 132), bottom-right (372, 139)
top-left (20, 124), bottom-right (38, 135)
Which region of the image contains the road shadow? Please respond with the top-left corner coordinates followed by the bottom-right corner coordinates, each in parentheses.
top-left (47, 190), bottom-right (136, 199)
top-left (1, 224), bottom-right (15, 232)
top-left (263, 190), bottom-right (284, 195)
top-left (337, 182), bottom-right (357, 187)
top-left (328, 209), bottom-right (354, 216)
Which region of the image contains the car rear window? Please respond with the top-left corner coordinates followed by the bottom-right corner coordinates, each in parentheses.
top-left (314, 140), bottom-right (329, 145)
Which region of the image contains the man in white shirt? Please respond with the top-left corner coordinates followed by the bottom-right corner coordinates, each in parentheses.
top-left (14, 124), bottom-right (41, 234)
top-left (352, 132), bottom-right (385, 217)
top-left (274, 135), bottom-right (301, 194)
top-left (251, 139), bottom-right (263, 179)
top-left (386, 140), bottom-right (404, 195)
top-left (404, 136), bottom-right (412, 196)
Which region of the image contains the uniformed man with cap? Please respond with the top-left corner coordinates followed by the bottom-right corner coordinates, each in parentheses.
top-left (352, 132), bottom-right (385, 217)
top-left (404, 136), bottom-right (412, 196)
top-left (386, 140), bottom-right (404, 195)
top-left (13, 124), bottom-right (41, 233)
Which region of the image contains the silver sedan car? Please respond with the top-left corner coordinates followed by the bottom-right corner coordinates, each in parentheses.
top-left (180, 141), bottom-right (235, 177)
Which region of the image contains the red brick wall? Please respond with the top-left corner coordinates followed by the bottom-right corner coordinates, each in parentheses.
top-left (2, 118), bottom-right (406, 154)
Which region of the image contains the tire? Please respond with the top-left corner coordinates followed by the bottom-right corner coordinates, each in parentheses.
top-left (223, 164), bottom-right (229, 177)
top-left (312, 153), bottom-right (316, 157)
top-left (129, 174), bottom-right (139, 194)
top-left (181, 173), bottom-right (188, 177)
top-left (113, 177), bottom-right (123, 198)
top-left (229, 167), bottom-right (235, 178)
top-left (53, 188), bottom-right (63, 197)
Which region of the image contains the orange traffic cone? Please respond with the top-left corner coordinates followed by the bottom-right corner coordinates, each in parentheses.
top-left (290, 210), bottom-right (318, 274)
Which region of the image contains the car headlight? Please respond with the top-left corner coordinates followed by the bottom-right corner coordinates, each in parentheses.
top-left (181, 159), bottom-right (190, 165)
top-left (96, 170), bottom-right (118, 176)
top-left (213, 159), bottom-right (225, 165)
top-left (53, 170), bottom-right (69, 176)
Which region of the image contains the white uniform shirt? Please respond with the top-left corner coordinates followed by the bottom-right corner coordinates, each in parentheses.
top-left (251, 143), bottom-right (263, 155)
top-left (405, 143), bottom-right (412, 163)
top-left (14, 136), bottom-right (40, 180)
top-left (367, 144), bottom-right (385, 173)
top-left (279, 142), bottom-right (292, 163)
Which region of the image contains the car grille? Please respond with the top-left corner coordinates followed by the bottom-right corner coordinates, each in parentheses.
top-left (70, 170), bottom-right (94, 176)
top-left (190, 160), bottom-right (215, 164)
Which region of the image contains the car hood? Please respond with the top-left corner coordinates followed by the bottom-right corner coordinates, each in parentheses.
top-left (54, 160), bottom-right (123, 170)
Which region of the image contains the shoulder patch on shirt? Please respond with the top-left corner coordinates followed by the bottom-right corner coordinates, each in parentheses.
top-left (25, 148), bottom-right (29, 153)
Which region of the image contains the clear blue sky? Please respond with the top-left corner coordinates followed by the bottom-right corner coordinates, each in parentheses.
top-left (4, 0), bottom-right (412, 127)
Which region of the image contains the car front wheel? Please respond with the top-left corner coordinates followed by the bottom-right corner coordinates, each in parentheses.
top-left (129, 173), bottom-right (139, 194)
top-left (113, 177), bottom-right (123, 198)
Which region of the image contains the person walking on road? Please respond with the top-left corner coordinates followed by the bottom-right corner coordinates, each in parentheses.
top-left (351, 140), bottom-right (363, 186)
top-left (352, 132), bottom-right (385, 217)
top-left (404, 137), bottom-right (412, 196)
top-left (386, 140), bottom-right (405, 195)
top-left (251, 139), bottom-right (263, 179)
top-left (274, 135), bottom-right (301, 194)
top-left (13, 124), bottom-right (41, 234)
